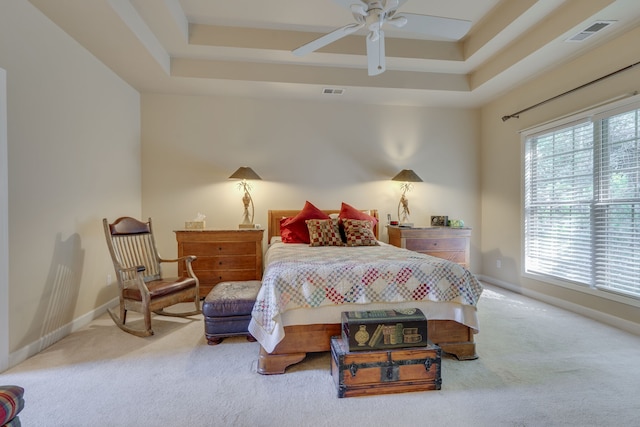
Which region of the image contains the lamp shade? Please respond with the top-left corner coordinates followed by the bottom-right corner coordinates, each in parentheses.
top-left (391, 169), bottom-right (423, 182)
top-left (229, 167), bottom-right (262, 181)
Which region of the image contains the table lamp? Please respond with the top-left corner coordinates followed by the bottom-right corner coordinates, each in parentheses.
top-left (391, 169), bottom-right (423, 226)
top-left (229, 166), bottom-right (262, 229)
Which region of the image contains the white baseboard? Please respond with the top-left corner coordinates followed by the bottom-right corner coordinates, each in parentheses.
top-left (478, 275), bottom-right (640, 337)
top-left (8, 298), bottom-right (117, 369)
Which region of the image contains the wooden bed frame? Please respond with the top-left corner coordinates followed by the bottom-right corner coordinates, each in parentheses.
top-left (257, 209), bottom-right (478, 375)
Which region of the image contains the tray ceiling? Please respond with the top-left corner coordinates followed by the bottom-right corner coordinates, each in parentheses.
top-left (28, 0), bottom-right (640, 107)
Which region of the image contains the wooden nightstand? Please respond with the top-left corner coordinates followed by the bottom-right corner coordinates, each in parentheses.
top-left (175, 229), bottom-right (264, 298)
top-left (387, 226), bottom-right (471, 268)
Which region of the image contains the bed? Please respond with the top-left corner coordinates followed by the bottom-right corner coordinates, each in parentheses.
top-left (249, 208), bottom-right (483, 374)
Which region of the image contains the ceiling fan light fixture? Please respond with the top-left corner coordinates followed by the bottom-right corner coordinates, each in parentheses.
top-left (350, 4), bottom-right (367, 17)
top-left (385, 0), bottom-right (400, 10)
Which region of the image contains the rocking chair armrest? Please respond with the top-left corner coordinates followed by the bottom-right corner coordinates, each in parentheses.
top-left (117, 265), bottom-right (146, 274)
top-left (166, 255), bottom-right (199, 279)
top-left (158, 255), bottom-right (197, 264)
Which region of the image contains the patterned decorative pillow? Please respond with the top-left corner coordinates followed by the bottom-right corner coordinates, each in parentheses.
top-left (337, 202), bottom-right (378, 242)
top-left (306, 218), bottom-right (344, 247)
top-left (0, 385), bottom-right (25, 425)
top-left (342, 218), bottom-right (379, 247)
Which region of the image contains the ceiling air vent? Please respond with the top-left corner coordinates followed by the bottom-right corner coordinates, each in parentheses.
top-left (322, 88), bottom-right (344, 95)
top-left (566, 21), bottom-right (615, 42)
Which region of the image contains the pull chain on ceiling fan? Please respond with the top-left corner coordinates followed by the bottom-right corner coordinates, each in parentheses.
top-left (292, 0), bottom-right (472, 76)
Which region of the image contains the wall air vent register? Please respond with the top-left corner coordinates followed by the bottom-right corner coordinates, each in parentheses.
top-left (322, 88), bottom-right (345, 95)
top-left (566, 21), bottom-right (615, 42)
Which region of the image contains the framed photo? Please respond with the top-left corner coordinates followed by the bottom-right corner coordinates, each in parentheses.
top-left (431, 215), bottom-right (448, 227)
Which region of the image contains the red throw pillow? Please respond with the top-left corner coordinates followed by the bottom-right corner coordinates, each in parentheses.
top-left (279, 217), bottom-right (298, 243)
top-left (338, 202), bottom-right (378, 227)
top-left (280, 201), bottom-right (330, 243)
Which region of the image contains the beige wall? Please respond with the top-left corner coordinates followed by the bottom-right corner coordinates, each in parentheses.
top-left (141, 94), bottom-right (481, 272)
top-left (0, 1), bottom-right (141, 363)
top-left (6, 0), bottom-right (639, 372)
top-left (479, 25), bottom-right (640, 330)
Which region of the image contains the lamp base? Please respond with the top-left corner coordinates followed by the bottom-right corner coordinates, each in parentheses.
top-left (238, 223), bottom-right (255, 229)
top-left (398, 222), bottom-right (414, 228)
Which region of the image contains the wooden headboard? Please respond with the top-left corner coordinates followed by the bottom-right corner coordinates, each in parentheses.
top-left (268, 209), bottom-right (379, 242)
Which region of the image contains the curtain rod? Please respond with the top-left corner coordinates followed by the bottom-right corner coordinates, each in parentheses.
top-left (518, 91), bottom-right (639, 134)
top-left (501, 59), bottom-right (640, 122)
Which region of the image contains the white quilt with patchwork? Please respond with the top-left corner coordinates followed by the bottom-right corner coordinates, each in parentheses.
top-left (249, 241), bottom-right (483, 352)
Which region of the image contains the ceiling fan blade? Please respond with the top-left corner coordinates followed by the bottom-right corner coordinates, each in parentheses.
top-left (366, 30), bottom-right (386, 76)
top-left (391, 13), bottom-right (472, 40)
top-left (386, 0), bottom-right (399, 7)
top-left (384, 0), bottom-right (407, 11)
top-left (292, 22), bottom-right (364, 56)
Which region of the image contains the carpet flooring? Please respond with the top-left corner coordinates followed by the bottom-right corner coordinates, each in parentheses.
top-left (2, 283), bottom-right (640, 426)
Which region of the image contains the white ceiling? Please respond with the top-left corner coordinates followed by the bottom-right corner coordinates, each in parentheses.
top-left (28, 0), bottom-right (640, 107)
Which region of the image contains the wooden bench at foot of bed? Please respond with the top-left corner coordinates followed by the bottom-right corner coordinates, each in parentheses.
top-left (257, 320), bottom-right (477, 375)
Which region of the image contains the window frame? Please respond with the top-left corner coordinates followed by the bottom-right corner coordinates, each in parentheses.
top-left (521, 94), bottom-right (640, 308)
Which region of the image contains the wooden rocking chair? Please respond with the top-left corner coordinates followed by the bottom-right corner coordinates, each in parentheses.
top-left (103, 217), bottom-right (200, 337)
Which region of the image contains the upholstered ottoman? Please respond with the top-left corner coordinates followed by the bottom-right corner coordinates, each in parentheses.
top-left (203, 280), bottom-right (261, 345)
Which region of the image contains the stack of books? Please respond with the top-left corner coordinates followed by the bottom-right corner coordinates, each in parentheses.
top-left (340, 308), bottom-right (427, 351)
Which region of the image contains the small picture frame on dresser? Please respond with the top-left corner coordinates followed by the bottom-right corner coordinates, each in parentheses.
top-left (431, 216), bottom-right (448, 227)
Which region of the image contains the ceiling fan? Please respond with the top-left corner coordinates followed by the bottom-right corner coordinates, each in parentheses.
top-left (292, 0), bottom-right (472, 76)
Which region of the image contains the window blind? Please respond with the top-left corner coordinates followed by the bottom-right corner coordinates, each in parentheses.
top-left (593, 108), bottom-right (640, 297)
top-left (524, 103), bottom-right (640, 299)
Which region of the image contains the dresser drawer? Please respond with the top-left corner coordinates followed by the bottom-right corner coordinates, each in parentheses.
top-left (422, 251), bottom-right (467, 265)
top-left (182, 241), bottom-right (256, 256)
top-left (404, 237), bottom-right (467, 253)
top-left (192, 255), bottom-right (257, 271)
top-left (195, 270), bottom-right (260, 285)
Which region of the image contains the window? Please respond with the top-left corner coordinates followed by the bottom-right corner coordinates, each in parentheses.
top-left (524, 99), bottom-right (640, 299)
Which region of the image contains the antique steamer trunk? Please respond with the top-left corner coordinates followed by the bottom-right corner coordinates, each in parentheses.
top-left (330, 337), bottom-right (442, 398)
top-left (341, 308), bottom-right (427, 351)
